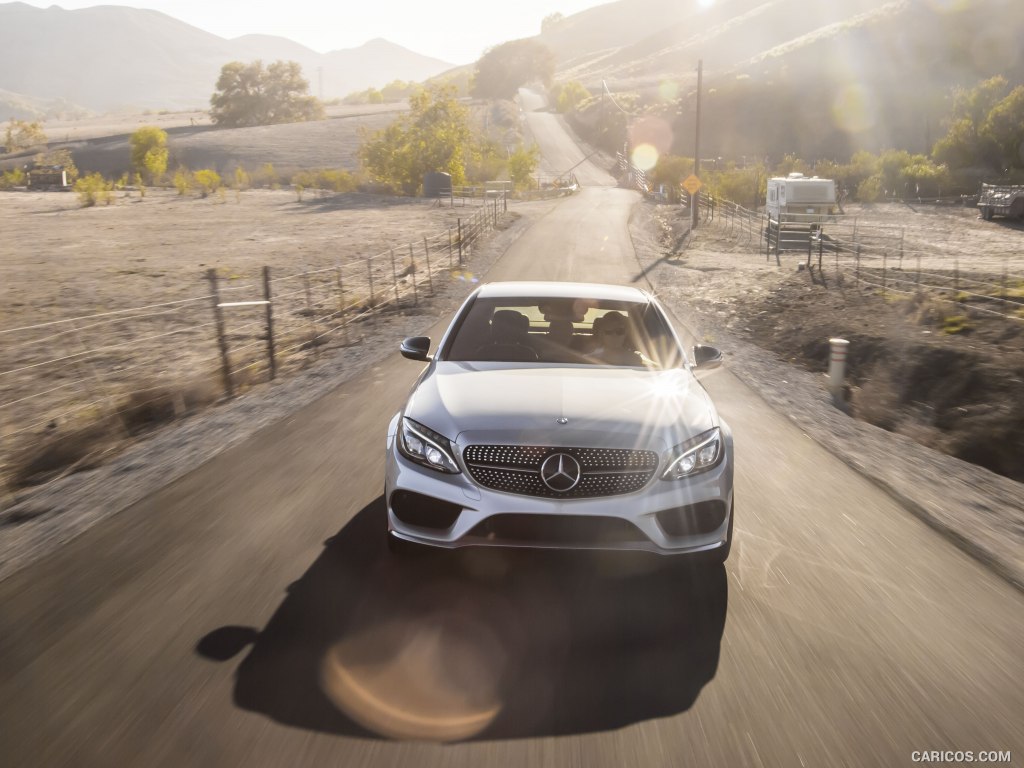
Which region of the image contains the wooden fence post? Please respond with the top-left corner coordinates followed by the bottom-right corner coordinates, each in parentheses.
top-left (263, 266), bottom-right (276, 380)
top-left (302, 269), bottom-right (317, 356)
top-left (424, 236), bottom-right (433, 295)
top-left (409, 243), bottom-right (418, 306)
top-left (458, 219), bottom-right (463, 266)
top-left (448, 227), bottom-right (454, 268)
top-left (390, 247), bottom-right (400, 304)
top-left (366, 257), bottom-right (375, 311)
top-left (206, 268), bottom-right (233, 397)
top-left (335, 264), bottom-right (350, 346)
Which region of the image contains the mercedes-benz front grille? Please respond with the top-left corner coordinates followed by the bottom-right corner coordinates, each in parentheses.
top-left (462, 445), bottom-right (659, 498)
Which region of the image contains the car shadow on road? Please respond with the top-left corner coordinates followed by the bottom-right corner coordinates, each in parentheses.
top-left (197, 496), bottom-right (728, 742)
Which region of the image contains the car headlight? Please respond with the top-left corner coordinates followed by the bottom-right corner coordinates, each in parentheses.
top-left (398, 417), bottom-right (460, 474)
top-left (662, 428), bottom-right (722, 480)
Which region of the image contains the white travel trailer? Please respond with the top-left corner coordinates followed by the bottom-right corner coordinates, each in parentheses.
top-left (766, 173), bottom-right (836, 222)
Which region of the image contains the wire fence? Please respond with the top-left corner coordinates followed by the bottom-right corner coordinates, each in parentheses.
top-left (698, 196), bottom-right (1024, 323)
top-left (0, 194), bottom-right (510, 493)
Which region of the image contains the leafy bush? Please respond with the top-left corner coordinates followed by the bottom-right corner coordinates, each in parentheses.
top-left (3, 119), bottom-right (46, 153)
top-left (251, 163), bottom-right (279, 188)
top-left (290, 168), bottom-right (357, 192)
top-left (74, 173), bottom-right (113, 207)
top-left (193, 169), bottom-right (222, 197)
top-left (508, 143), bottom-right (540, 190)
top-left (130, 126), bottom-right (169, 184)
top-left (173, 167), bottom-right (193, 195)
top-left (0, 168), bottom-right (25, 189)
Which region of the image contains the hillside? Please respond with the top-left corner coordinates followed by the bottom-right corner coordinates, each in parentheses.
top-left (544, 0), bottom-right (1024, 160)
top-left (0, 2), bottom-right (453, 116)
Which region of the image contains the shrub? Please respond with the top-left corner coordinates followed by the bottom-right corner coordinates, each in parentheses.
top-left (173, 167), bottom-right (193, 195)
top-left (0, 167), bottom-right (25, 189)
top-left (193, 169), bottom-right (222, 197)
top-left (74, 172), bottom-right (113, 206)
top-left (130, 126), bottom-right (169, 184)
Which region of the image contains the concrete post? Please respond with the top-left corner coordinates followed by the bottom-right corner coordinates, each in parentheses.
top-left (828, 338), bottom-right (850, 406)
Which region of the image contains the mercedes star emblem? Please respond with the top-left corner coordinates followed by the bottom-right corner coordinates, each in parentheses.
top-left (556, 417), bottom-right (569, 424)
top-left (539, 452), bottom-right (582, 492)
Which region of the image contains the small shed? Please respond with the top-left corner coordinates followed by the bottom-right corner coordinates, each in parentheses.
top-left (423, 172), bottom-right (453, 197)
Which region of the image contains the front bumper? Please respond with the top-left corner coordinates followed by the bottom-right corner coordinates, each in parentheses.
top-left (385, 417), bottom-right (734, 555)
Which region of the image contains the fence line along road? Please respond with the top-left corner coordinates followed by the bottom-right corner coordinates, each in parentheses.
top-left (687, 193), bottom-right (1024, 323)
top-left (0, 194), bottom-right (511, 496)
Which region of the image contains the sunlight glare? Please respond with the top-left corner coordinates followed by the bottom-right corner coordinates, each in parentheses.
top-left (632, 144), bottom-right (660, 172)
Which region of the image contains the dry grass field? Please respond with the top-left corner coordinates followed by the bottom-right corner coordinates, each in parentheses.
top-left (0, 186), bottom-right (496, 490)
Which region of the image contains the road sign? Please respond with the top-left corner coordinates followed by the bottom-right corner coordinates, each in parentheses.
top-left (682, 174), bottom-right (703, 196)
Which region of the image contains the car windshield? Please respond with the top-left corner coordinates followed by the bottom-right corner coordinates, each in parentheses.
top-left (443, 296), bottom-right (684, 368)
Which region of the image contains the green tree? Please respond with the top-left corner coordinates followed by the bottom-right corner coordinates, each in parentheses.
top-left (210, 60), bottom-right (324, 127)
top-left (552, 81), bottom-right (590, 113)
top-left (933, 77), bottom-right (1009, 172)
top-left (650, 155), bottom-right (694, 200)
top-left (359, 85), bottom-right (473, 194)
top-left (541, 12), bottom-right (564, 33)
top-left (3, 119), bottom-right (46, 153)
top-left (35, 147), bottom-right (79, 182)
top-left (130, 126), bottom-right (168, 184)
top-left (508, 144), bottom-right (541, 189)
top-left (980, 85), bottom-right (1024, 171)
top-left (472, 39), bottom-right (555, 100)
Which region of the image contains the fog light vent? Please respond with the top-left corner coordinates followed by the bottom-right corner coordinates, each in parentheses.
top-left (390, 490), bottom-right (462, 530)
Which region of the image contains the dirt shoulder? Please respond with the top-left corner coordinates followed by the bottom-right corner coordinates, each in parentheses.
top-left (630, 200), bottom-right (1024, 590)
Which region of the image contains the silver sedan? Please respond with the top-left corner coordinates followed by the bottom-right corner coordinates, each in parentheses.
top-left (385, 281), bottom-right (734, 561)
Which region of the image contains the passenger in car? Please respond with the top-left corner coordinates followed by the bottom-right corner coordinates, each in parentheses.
top-left (592, 311), bottom-right (642, 366)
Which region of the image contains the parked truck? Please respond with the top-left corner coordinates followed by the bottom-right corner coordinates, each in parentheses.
top-left (977, 183), bottom-right (1024, 221)
top-left (26, 165), bottom-right (70, 190)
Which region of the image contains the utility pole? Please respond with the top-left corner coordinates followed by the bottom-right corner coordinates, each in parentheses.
top-left (692, 58), bottom-right (703, 229)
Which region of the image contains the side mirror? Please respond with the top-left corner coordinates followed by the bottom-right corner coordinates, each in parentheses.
top-left (692, 344), bottom-right (723, 370)
top-left (400, 336), bottom-right (432, 361)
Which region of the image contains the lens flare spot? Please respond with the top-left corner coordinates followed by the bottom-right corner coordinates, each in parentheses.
top-left (658, 80), bottom-right (679, 102)
top-left (831, 84), bottom-right (877, 134)
top-left (632, 144), bottom-right (659, 172)
top-left (320, 612), bottom-right (505, 741)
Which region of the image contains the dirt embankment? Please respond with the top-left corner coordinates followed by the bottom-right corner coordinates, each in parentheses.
top-left (639, 201), bottom-right (1024, 483)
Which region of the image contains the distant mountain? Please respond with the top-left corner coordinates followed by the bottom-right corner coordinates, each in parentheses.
top-left (541, 0), bottom-right (1024, 158)
top-left (0, 2), bottom-right (453, 116)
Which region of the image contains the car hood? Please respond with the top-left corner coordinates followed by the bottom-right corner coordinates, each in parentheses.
top-left (404, 362), bottom-right (716, 451)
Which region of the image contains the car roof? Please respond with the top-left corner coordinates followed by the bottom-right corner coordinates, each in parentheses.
top-left (474, 281), bottom-right (651, 302)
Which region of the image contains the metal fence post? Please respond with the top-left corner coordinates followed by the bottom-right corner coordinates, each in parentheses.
top-left (206, 268), bottom-right (233, 397)
top-left (263, 266), bottom-right (276, 380)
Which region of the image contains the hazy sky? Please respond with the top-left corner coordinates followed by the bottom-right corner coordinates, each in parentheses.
top-left (21, 0), bottom-right (608, 63)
